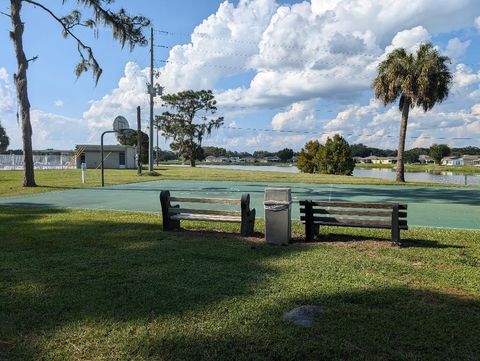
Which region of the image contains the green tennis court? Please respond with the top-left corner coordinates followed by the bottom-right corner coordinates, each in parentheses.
top-left (0, 179), bottom-right (478, 229)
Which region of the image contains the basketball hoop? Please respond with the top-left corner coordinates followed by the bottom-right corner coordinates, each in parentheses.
top-left (113, 116), bottom-right (130, 132)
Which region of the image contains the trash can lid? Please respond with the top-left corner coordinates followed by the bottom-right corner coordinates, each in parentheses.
top-left (264, 200), bottom-right (292, 205)
top-left (264, 188), bottom-right (291, 202)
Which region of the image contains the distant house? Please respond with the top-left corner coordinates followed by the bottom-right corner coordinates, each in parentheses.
top-left (418, 155), bottom-right (434, 164)
top-left (365, 156), bottom-right (397, 164)
top-left (261, 156), bottom-right (281, 163)
top-left (242, 156), bottom-right (257, 163)
top-left (462, 155), bottom-right (480, 166)
top-left (75, 144), bottom-right (136, 169)
top-left (229, 157), bottom-right (241, 163)
top-left (354, 156), bottom-right (372, 164)
top-left (205, 156), bottom-right (217, 163)
top-left (441, 156), bottom-right (464, 166)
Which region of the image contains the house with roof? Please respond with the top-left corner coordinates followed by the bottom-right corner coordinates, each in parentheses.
top-left (365, 155), bottom-right (397, 164)
top-left (354, 156), bottom-right (372, 163)
top-left (261, 156), bottom-right (281, 163)
top-left (242, 156), bottom-right (257, 163)
top-left (418, 155), bottom-right (434, 164)
top-left (205, 155), bottom-right (217, 163)
top-left (462, 155), bottom-right (480, 166)
top-left (441, 156), bottom-right (464, 166)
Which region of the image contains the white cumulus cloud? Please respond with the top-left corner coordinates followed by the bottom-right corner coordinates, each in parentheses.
top-left (445, 37), bottom-right (471, 62)
top-left (83, 62), bottom-right (150, 131)
top-left (66, 0), bottom-right (480, 151)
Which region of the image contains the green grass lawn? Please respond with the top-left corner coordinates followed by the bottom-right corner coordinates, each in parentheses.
top-left (1, 206), bottom-right (479, 360)
top-left (0, 166), bottom-right (473, 197)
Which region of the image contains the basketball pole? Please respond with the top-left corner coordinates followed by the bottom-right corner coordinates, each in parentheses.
top-left (101, 130), bottom-right (117, 187)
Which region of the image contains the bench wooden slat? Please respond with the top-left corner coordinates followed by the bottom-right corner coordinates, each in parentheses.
top-left (300, 216), bottom-right (407, 227)
top-left (312, 221), bottom-right (408, 230)
top-left (169, 208), bottom-right (241, 216)
top-left (299, 200), bottom-right (407, 210)
top-left (301, 216), bottom-right (408, 227)
top-left (170, 197), bottom-right (241, 205)
top-left (171, 214), bottom-right (242, 223)
top-left (299, 208), bottom-right (407, 218)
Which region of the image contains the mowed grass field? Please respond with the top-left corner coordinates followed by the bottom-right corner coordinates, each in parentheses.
top-left (1, 206), bottom-right (479, 360)
top-left (1, 165), bottom-right (471, 197)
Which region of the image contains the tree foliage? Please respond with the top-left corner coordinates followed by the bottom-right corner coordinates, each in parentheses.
top-left (157, 90), bottom-right (223, 167)
top-left (156, 149), bottom-right (177, 162)
top-left (297, 140), bottom-right (322, 174)
top-left (203, 146), bottom-right (228, 157)
top-left (317, 134), bottom-right (355, 175)
top-left (0, 122), bottom-right (10, 152)
top-left (429, 144), bottom-right (450, 164)
top-left (298, 136), bottom-right (354, 175)
top-left (277, 148), bottom-right (294, 162)
top-left (116, 130), bottom-right (148, 164)
top-left (373, 43), bottom-right (452, 182)
top-left (253, 150), bottom-right (274, 158)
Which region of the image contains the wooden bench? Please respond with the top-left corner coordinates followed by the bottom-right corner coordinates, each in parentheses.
top-left (160, 190), bottom-right (256, 236)
top-left (299, 200), bottom-right (408, 245)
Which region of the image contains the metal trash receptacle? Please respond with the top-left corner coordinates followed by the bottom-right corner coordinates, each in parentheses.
top-left (264, 188), bottom-right (292, 245)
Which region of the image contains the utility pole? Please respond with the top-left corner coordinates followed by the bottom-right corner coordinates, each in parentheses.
top-left (137, 106), bottom-right (142, 175)
top-left (148, 27), bottom-right (154, 171)
top-left (147, 28), bottom-right (164, 171)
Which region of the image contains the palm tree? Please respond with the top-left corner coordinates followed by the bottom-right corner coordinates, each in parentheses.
top-left (373, 43), bottom-right (452, 182)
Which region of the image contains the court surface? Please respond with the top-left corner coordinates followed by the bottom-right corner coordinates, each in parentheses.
top-left (0, 179), bottom-right (479, 229)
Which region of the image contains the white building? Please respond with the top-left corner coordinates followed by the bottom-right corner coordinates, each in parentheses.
top-left (75, 144), bottom-right (136, 169)
top-left (441, 156), bottom-right (464, 166)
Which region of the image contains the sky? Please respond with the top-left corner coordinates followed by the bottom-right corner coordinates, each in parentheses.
top-left (0, 0), bottom-right (479, 152)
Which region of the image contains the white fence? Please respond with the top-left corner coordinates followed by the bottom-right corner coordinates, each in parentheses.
top-left (0, 154), bottom-right (76, 170)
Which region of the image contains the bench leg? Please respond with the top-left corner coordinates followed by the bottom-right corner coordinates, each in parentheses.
top-left (304, 201), bottom-right (316, 242)
top-left (241, 210), bottom-right (255, 237)
top-left (391, 204), bottom-right (401, 246)
top-left (391, 226), bottom-right (401, 246)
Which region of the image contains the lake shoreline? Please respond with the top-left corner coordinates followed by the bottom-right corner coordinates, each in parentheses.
top-left (190, 164), bottom-right (480, 186)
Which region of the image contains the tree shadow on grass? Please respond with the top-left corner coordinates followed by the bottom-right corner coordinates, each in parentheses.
top-left (0, 207), bottom-right (304, 360)
top-left (0, 207), bottom-right (477, 360)
top-left (124, 286), bottom-right (480, 361)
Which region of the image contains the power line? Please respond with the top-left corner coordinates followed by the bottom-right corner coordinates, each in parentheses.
top-left (153, 28), bottom-right (480, 69)
top-left (154, 43), bottom-right (380, 58)
top-left (156, 59), bottom-right (376, 78)
top-left (219, 126), bottom-right (474, 140)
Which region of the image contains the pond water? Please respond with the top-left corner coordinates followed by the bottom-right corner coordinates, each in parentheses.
top-left (196, 164), bottom-right (480, 186)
